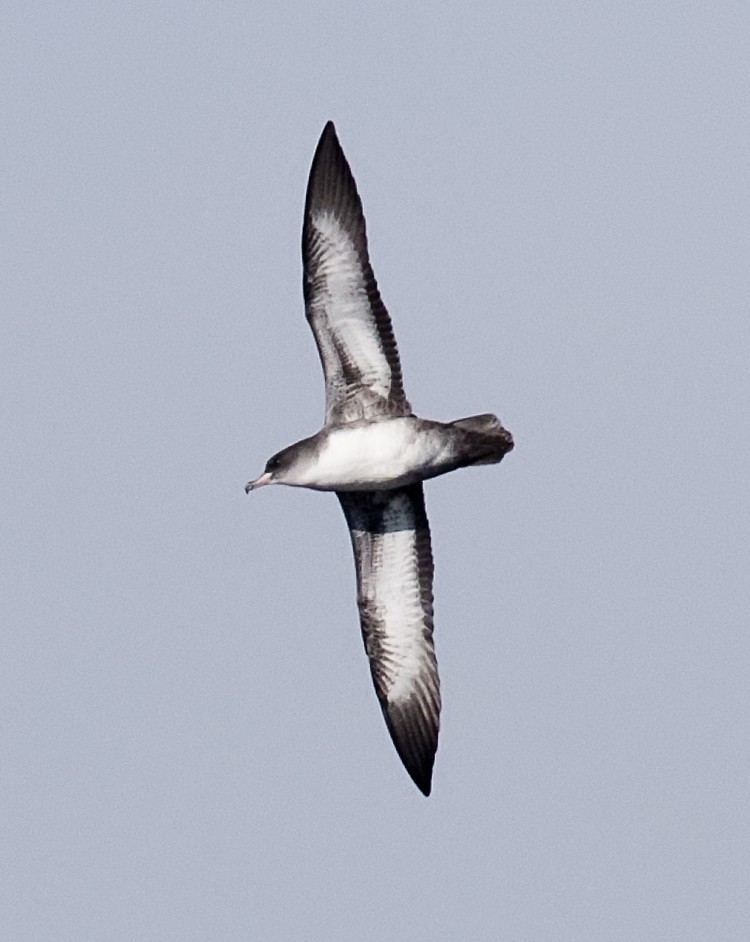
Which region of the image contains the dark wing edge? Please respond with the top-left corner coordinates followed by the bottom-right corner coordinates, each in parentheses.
top-left (338, 484), bottom-right (440, 795)
top-left (302, 122), bottom-right (411, 422)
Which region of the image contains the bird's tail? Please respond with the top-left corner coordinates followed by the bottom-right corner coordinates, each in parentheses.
top-left (449, 413), bottom-right (514, 465)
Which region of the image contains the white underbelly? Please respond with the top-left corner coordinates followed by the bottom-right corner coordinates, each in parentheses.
top-left (304, 419), bottom-right (447, 490)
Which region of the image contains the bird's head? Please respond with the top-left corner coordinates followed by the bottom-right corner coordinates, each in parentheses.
top-left (245, 438), bottom-right (317, 492)
top-left (245, 449), bottom-right (288, 492)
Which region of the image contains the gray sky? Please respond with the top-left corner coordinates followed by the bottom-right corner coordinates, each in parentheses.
top-left (3, 2), bottom-right (749, 939)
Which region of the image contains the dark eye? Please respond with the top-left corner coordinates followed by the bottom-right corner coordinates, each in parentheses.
top-left (266, 455), bottom-right (281, 472)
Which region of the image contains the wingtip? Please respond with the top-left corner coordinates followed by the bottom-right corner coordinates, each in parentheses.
top-left (407, 759), bottom-right (434, 797)
top-left (382, 699), bottom-right (439, 798)
top-left (317, 120), bottom-right (339, 150)
top-left (304, 119), bottom-right (363, 238)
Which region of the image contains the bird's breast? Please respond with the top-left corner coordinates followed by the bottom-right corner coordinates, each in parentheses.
top-left (300, 419), bottom-right (454, 491)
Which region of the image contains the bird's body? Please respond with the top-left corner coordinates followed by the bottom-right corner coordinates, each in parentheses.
top-left (262, 414), bottom-right (511, 492)
top-left (246, 122), bottom-right (513, 795)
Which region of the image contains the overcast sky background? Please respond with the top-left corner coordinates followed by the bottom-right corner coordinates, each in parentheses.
top-left (3, 3), bottom-right (749, 939)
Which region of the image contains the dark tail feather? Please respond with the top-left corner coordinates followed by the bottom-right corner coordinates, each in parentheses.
top-left (451, 413), bottom-right (506, 434)
top-left (449, 413), bottom-right (514, 466)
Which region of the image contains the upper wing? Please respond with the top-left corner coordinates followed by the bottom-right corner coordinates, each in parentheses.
top-left (338, 484), bottom-right (440, 795)
top-left (303, 122), bottom-right (411, 425)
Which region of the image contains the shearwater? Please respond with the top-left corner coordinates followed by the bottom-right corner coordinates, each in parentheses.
top-left (246, 122), bottom-right (513, 795)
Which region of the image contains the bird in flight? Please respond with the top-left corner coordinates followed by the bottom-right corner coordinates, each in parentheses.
top-left (246, 122), bottom-right (513, 795)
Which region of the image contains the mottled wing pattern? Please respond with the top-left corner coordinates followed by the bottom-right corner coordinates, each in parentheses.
top-left (303, 122), bottom-right (411, 425)
top-left (338, 484), bottom-right (440, 795)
